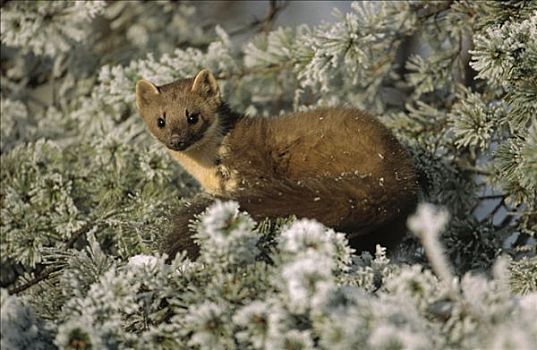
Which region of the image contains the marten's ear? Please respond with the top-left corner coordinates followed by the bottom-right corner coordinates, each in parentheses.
top-left (191, 69), bottom-right (220, 99)
top-left (136, 80), bottom-right (160, 110)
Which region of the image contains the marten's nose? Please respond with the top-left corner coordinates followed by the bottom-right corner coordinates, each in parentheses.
top-left (170, 135), bottom-right (187, 151)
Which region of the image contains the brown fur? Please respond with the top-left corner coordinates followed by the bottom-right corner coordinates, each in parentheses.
top-left (136, 69), bottom-right (419, 260)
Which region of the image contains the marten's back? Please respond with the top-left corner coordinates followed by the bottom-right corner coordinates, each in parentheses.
top-left (224, 107), bottom-right (416, 191)
top-left (219, 107), bottom-right (418, 251)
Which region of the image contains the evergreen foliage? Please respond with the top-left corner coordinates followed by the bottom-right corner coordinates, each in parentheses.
top-left (1, 1), bottom-right (536, 349)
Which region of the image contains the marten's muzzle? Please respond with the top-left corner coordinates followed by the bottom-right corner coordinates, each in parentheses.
top-left (169, 135), bottom-right (190, 151)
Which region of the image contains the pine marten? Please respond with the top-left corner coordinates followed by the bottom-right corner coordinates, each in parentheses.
top-left (135, 69), bottom-right (418, 259)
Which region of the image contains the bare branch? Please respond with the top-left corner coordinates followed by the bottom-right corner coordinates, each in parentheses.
top-left (229, 0), bottom-right (289, 37)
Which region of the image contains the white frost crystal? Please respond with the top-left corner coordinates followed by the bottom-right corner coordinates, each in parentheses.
top-left (0, 289), bottom-right (50, 350)
top-left (128, 254), bottom-right (159, 268)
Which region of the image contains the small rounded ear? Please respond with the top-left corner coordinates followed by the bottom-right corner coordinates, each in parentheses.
top-left (136, 80), bottom-right (160, 110)
top-left (191, 69), bottom-right (220, 99)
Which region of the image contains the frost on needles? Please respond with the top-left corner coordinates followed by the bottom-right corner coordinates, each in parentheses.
top-left (1, 1), bottom-right (536, 349)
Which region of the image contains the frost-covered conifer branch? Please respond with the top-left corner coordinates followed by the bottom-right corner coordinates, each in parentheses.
top-left (408, 204), bottom-right (454, 286)
top-left (1, 1), bottom-right (537, 348)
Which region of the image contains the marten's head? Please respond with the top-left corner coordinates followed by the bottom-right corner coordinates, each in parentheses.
top-left (135, 69), bottom-right (221, 152)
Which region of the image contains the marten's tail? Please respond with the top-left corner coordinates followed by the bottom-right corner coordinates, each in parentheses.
top-left (161, 194), bottom-right (214, 261)
top-left (163, 175), bottom-right (418, 260)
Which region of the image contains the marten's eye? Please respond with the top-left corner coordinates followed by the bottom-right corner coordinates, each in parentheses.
top-left (186, 110), bottom-right (199, 125)
top-left (157, 117), bottom-right (165, 128)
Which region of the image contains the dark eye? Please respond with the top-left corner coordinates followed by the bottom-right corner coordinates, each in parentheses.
top-left (187, 112), bottom-right (199, 125)
top-left (157, 117), bottom-right (165, 128)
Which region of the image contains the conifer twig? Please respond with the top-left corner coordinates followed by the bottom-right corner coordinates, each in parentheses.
top-left (8, 210), bottom-right (118, 295)
top-left (7, 266), bottom-right (63, 295)
top-left (215, 61), bottom-right (294, 81)
top-left (229, 0), bottom-right (289, 37)
top-left (407, 204), bottom-right (458, 297)
top-left (7, 224), bottom-right (95, 295)
top-left (479, 194), bottom-right (505, 200)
